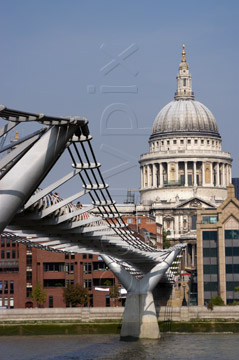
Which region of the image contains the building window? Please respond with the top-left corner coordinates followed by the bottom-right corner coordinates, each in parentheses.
top-left (191, 215), bottom-right (197, 230)
top-left (10, 281), bottom-right (14, 294)
top-left (83, 263), bottom-right (92, 274)
top-left (0, 297), bottom-right (2, 307)
top-left (6, 239), bottom-right (10, 247)
top-left (26, 288), bottom-right (32, 298)
top-left (201, 140), bottom-right (204, 144)
top-left (66, 279), bottom-right (74, 287)
top-left (225, 247), bottom-right (239, 256)
top-left (106, 295), bottom-right (110, 307)
top-left (12, 239), bottom-right (16, 247)
top-left (225, 230), bottom-right (239, 239)
top-left (1, 238), bottom-right (5, 247)
top-left (9, 297), bottom-right (14, 309)
top-left (1, 251), bottom-right (4, 259)
top-left (187, 139), bottom-right (191, 144)
top-left (65, 254), bottom-right (69, 260)
top-left (83, 254), bottom-right (87, 259)
top-left (226, 264), bottom-right (239, 274)
top-left (203, 231), bottom-right (218, 241)
top-left (173, 139), bottom-right (177, 144)
top-left (93, 262), bottom-right (106, 271)
top-left (204, 265), bottom-right (218, 274)
top-left (194, 139), bottom-right (198, 144)
top-left (65, 263), bottom-right (74, 274)
top-left (26, 254), bottom-right (32, 266)
top-left (4, 281), bottom-right (8, 294)
top-left (43, 279), bottom-right (65, 288)
top-left (89, 254), bottom-right (93, 259)
top-left (84, 279), bottom-right (92, 290)
top-left (183, 78), bottom-right (186, 86)
top-left (202, 216), bottom-right (218, 224)
top-left (180, 139), bottom-right (184, 144)
top-left (207, 140), bottom-right (210, 145)
top-left (12, 250), bottom-right (16, 259)
top-left (4, 297), bottom-right (8, 308)
top-left (49, 296), bottom-right (54, 308)
top-left (167, 140), bottom-right (170, 145)
top-left (127, 218), bottom-right (133, 224)
top-left (204, 282), bottom-right (218, 291)
top-left (203, 248), bottom-right (217, 257)
top-left (43, 263), bottom-right (65, 272)
top-left (0, 281), bottom-right (2, 294)
top-left (161, 141), bottom-right (164, 145)
top-left (26, 271), bottom-right (32, 282)
top-left (137, 218), bottom-right (142, 224)
top-left (6, 251), bottom-right (10, 259)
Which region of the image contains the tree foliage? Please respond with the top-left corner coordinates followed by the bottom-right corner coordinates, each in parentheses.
top-left (163, 229), bottom-right (171, 249)
top-left (63, 284), bottom-right (89, 307)
top-left (110, 285), bottom-right (120, 306)
top-left (207, 295), bottom-right (224, 310)
top-left (30, 281), bottom-right (47, 307)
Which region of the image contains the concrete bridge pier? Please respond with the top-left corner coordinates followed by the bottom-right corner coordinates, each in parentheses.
top-left (102, 250), bottom-right (181, 340)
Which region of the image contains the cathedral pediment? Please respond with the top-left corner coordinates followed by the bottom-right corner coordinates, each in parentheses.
top-left (176, 197), bottom-right (215, 209)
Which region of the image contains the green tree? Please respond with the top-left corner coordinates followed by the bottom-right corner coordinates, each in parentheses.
top-left (110, 285), bottom-right (120, 307)
top-left (30, 281), bottom-right (47, 308)
top-left (207, 295), bottom-right (224, 310)
top-left (234, 286), bottom-right (239, 294)
top-left (163, 229), bottom-right (171, 249)
top-left (63, 284), bottom-right (89, 307)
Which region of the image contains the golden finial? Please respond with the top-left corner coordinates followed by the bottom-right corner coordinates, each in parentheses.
top-left (181, 43), bottom-right (186, 62)
top-left (15, 131), bottom-right (19, 141)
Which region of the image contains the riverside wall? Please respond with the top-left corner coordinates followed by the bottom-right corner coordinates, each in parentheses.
top-left (1, 306), bottom-right (239, 323)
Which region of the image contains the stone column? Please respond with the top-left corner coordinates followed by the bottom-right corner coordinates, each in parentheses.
top-left (184, 245), bottom-right (188, 267)
top-left (140, 167), bottom-right (144, 189)
top-left (147, 165), bottom-right (150, 188)
top-left (153, 164), bottom-right (157, 188)
top-left (144, 166), bottom-right (147, 188)
top-left (160, 163), bottom-right (163, 188)
top-left (192, 244), bottom-right (195, 267)
top-left (225, 165), bottom-right (228, 186)
top-left (216, 162), bottom-right (220, 186)
top-left (222, 163), bottom-right (225, 187)
top-left (185, 162), bottom-right (188, 186)
top-left (193, 161), bottom-right (197, 186)
top-left (210, 162), bottom-right (213, 186)
top-left (202, 162), bottom-right (205, 186)
top-left (176, 162), bottom-right (179, 184)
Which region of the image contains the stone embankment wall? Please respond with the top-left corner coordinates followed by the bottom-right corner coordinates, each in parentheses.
top-left (1, 306), bottom-right (239, 323)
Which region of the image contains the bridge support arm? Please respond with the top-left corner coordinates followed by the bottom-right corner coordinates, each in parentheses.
top-left (0, 124), bottom-right (78, 233)
top-left (101, 249), bottom-right (181, 340)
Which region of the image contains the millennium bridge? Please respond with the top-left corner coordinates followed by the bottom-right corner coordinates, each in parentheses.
top-left (0, 105), bottom-right (185, 339)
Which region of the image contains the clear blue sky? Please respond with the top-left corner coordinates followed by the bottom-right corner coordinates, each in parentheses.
top-left (0, 1), bottom-right (238, 202)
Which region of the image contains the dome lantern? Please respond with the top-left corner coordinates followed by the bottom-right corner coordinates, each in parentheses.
top-left (174, 43), bottom-right (194, 101)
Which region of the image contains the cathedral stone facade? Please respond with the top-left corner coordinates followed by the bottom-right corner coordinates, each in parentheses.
top-left (137, 45), bottom-right (232, 270)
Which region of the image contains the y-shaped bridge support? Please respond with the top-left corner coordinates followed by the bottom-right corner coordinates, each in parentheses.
top-left (102, 249), bottom-right (181, 340)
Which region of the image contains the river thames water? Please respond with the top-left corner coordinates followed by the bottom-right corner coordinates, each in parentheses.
top-left (0, 333), bottom-right (239, 360)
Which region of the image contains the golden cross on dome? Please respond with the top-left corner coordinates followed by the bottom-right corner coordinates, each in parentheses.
top-left (181, 43), bottom-right (186, 62)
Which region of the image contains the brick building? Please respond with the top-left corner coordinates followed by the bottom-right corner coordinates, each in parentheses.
top-left (0, 233), bottom-right (121, 309)
top-left (122, 214), bottom-right (163, 249)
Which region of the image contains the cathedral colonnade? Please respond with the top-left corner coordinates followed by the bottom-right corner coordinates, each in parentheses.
top-left (140, 160), bottom-right (231, 189)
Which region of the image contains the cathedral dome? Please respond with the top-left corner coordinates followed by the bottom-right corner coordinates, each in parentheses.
top-left (151, 44), bottom-right (220, 139)
top-left (152, 99), bottom-right (220, 137)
